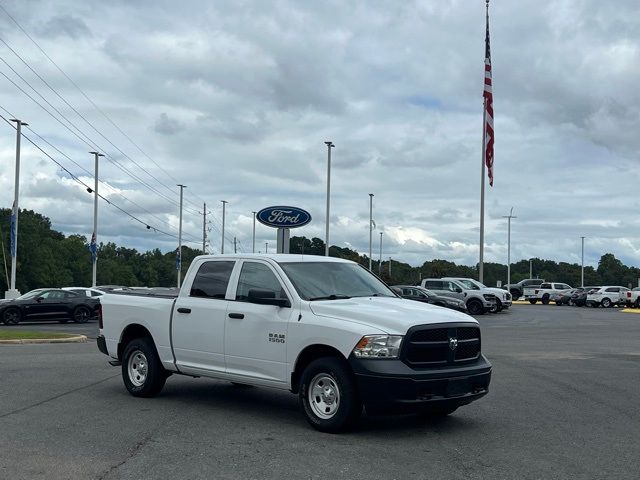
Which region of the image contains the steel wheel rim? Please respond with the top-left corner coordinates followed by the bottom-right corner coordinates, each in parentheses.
top-left (308, 373), bottom-right (340, 419)
top-left (128, 350), bottom-right (148, 387)
top-left (74, 308), bottom-right (88, 322)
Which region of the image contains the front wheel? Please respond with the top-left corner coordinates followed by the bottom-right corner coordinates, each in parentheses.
top-left (2, 307), bottom-right (21, 325)
top-left (541, 294), bottom-right (550, 305)
top-left (122, 337), bottom-right (167, 397)
top-left (299, 357), bottom-right (362, 433)
top-left (466, 299), bottom-right (485, 315)
top-left (529, 299), bottom-right (537, 305)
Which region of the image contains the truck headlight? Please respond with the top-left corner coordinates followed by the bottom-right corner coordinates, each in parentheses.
top-left (353, 335), bottom-right (403, 359)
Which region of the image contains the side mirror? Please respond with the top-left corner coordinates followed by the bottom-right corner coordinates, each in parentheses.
top-left (35, 296), bottom-right (44, 302)
top-left (247, 289), bottom-right (290, 308)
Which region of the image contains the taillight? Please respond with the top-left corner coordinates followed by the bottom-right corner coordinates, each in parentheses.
top-left (627, 292), bottom-right (631, 298)
top-left (97, 303), bottom-right (103, 329)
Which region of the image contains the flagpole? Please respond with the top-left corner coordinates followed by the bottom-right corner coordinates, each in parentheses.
top-left (479, 102), bottom-right (486, 283)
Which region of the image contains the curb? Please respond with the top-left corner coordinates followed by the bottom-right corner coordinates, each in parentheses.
top-left (621, 309), bottom-right (640, 314)
top-left (0, 335), bottom-right (88, 345)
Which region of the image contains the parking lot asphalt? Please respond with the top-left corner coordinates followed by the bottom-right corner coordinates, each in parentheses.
top-left (1, 305), bottom-right (639, 480)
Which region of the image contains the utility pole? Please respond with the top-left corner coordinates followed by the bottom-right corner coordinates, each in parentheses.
top-left (502, 207), bottom-right (517, 289)
top-left (265, 242), bottom-right (268, 254)
top-left (581, 236), bottom-right (585, 287)
top-left (6, 118), bottom-right (27, 298)
top-left (529, 259), bottom-right (533, 279)
top-left (252, 211), bottom-right (257, 253)
top-left (379, 232), bottom-right (383, 275)
top-left (221, 200), bottom-right (228, 254)
top-left (234, 237), bottom-right (237, 254)
top-left (388, 257), bottom-right (392, 277)
top-left (177, 184), bottom-right (186, 287)
top-left (202, 202), bottom-right (207, 254)
top-left (369, 193), bottom-right (374, 271)
top-left (324, 141), bottom-right (334, 256)
top-left (89, 150), bottom-right (104, 288)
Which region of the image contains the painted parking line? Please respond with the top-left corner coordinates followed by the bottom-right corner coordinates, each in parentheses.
top-left (621, 308), bottom-right (640, 314)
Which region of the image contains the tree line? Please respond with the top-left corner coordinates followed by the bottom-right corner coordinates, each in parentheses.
top-left (1, 209), bottom-right (638, 293)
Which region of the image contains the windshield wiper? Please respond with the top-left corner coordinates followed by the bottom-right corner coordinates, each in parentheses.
top-left (309, 294), bottom-right (352, 301)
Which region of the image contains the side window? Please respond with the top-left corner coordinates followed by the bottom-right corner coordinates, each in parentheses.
top-left (540, 283), bottom-right (551, 289)
top-left (424, 281), bottom-right (439, 289)
top-left (402, 288), bottom-right (413, 296)
top-left (445, 281), bottom-right (459, 292)
top-left (236, 262), bottom-right (287, 302)
top-left (605, 287), bottom-right (618, 293)
top-left (91, 291), bottom-right (102, 297)
top-left (190, 261), bottom-right (235, 299)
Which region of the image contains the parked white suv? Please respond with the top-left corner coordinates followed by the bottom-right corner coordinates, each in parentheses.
top-left (528, 282), bottom-right (572, 305)
top-left (442, 277), bottom-right (512, 312)
top-left (586, 286), bottom-right (630, 308)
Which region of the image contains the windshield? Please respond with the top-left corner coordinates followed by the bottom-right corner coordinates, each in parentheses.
top-left (278, 261), bottom-right (396, 301)
top-left (458, 279), bottom-right (480, 290)
top-left (17, 289), bottom-right (46, 300)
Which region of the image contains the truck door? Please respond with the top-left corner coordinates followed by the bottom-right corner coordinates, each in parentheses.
top-left (225, 260), bottom-right (293, 384)
top-left (172, 260), bottom-right (235, 374)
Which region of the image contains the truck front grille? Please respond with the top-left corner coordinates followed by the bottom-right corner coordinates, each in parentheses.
top-left (402, 324), bottom-right (481, 367)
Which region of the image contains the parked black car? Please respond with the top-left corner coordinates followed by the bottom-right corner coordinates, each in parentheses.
top-left (391, 285), bottom-right (467, 312)
top-left (571, 287), bottom-right (600, 307)
top-left (0, 288), bottom-right (99, 325)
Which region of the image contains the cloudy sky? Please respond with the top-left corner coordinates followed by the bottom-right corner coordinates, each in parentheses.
top-left (0, 0), bottom-right (638, 270)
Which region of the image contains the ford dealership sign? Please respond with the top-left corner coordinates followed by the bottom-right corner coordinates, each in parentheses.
top-left (257, 206), bottom-right (311, 229)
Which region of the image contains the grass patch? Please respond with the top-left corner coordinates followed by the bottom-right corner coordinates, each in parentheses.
top-left (0, 330), bottom-right (77, 340)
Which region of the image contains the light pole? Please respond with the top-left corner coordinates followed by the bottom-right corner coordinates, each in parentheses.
top-left (379, 232), bottom-right (383, 275)
top-left (369, 193), bottom-right (374, 271)
top-left (529, 259), bottom-right (533, 279)
top-left (6, 118), bottom-right (27, 298)
top-left (177, 184), bottom-right (186, 287)
top-left (202, 202), bottom-right (207, 254)
top-left (252, 211), bottom-right (257, 253)
top-left (502, 207), bottom-right (517, 289)
top-left (324, 141), bottom-right (334, 256)
top-left (89, 151), bottom-right (104, 288)
top-left (221, 200), bottom-right (228, 254)
top-left (581, 236), bottom-right (585, 287)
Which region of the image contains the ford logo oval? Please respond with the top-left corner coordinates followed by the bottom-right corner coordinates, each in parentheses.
top-left (256, 206), bottom-right (312, 229)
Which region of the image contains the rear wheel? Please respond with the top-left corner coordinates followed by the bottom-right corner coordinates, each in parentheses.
top-left (299, 357), bottom-right (361, 433)
top-left (529, 299), bottom-right (537, 305)
top-left (541, 294), bottom-right (550, 305)
top-left (2, 307), bottom-right (21, 325)
top-left (122, 337), bottom-right (167, 397)
top-left (466, 299), bottom-right (484, 315)
top-left (73, 306), bottom-right (91, 323)
top-left (601, 298), bottom-right (612, 308)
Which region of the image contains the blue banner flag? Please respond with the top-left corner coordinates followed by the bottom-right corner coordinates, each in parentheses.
top-left (89, 232), bottom-right (97, 263)
top-left (175, 248), bottom-right (181, 271)
top-left (9, 201), bottom-right (16, 257)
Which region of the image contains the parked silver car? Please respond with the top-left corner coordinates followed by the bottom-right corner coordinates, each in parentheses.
top-left (420, 278), bottom-right (497, 315)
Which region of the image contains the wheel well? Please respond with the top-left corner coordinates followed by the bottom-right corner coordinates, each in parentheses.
top-left (290, 344), bottom-right (346, 394)
top-left (118, 324), bottom-right (153, 360)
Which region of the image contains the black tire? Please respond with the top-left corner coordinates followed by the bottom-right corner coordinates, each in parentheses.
top-left (510, 290), bottom-right (521, 301)
top-left (299, 357), bottom-right (362, 433)
top-left (541, 294), bottom-right (550, 305)
top-left (121, 337), bottom-right (167, 397)
top-left (2, 307), bottom-right (21, 325)
top-left (601, 298), bottom-right (612, 308)
top-left (72, 305), bottom-right (91, 323)
top-left (635, 298), bottom-right (640, 309)
top-left (529, 299), bottom-right (537, 304)
top-left (494, 300), bottom-right (503, 312)
top-left (466, 299), bottom-right (484, 315)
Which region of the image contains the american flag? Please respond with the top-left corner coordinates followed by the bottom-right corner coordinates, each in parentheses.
top-left (90, 232), bottom-right (97, 263)
top-left (483, 2), bottom-right (494, 187)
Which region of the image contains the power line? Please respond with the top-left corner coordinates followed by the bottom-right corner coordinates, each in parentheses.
top-left (0, 112), bottom-right (201, 244)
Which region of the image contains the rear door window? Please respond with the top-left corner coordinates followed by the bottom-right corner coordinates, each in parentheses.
top-left (190, 261), bottom-right (235, 299)
top-left (425, 281), bottom-right (442, 290)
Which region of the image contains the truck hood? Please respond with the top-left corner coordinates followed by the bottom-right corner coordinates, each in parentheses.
top-left (482, 287), bottom-right (508, 299)
top-left (308, 296), bottom-right (477, 335)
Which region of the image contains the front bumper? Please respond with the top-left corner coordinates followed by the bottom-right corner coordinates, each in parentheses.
top-left (350, 355), bottom-right (491, 413)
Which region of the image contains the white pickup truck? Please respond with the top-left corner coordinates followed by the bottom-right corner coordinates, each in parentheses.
top-left (622, 287), bottom-right (640, 308)
top-left (97, 254), bottom-right (492, 432)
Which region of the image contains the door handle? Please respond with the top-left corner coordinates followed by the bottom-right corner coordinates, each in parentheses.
top-left (177, 307), bottom-right (191, 314)
top-left (228, 313), bottom-right (244, 319)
